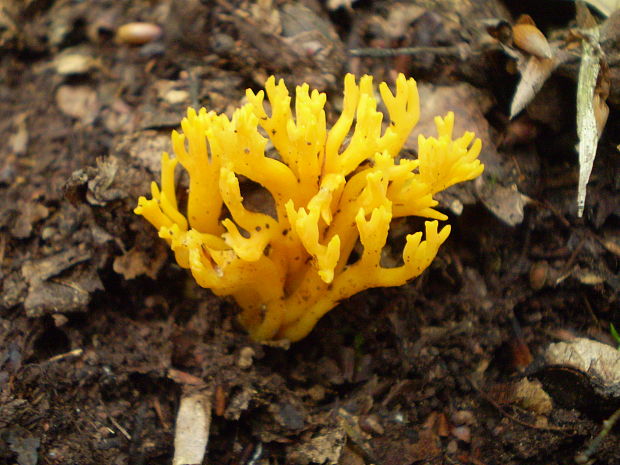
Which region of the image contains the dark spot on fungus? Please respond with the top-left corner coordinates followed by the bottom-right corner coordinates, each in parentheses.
top-left (255, 226), bottom-right (261, 232)
top-left (271, 129), bottom-right (277, 135)
top-left (265, 223), bottom-right (270, 229)
top-left (244, 148), bottom-right (250, 154)
top-left (282, 229), bottom-right (289, 236)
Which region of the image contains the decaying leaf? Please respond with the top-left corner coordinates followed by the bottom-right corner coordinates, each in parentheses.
top-left (510, 55), bottom-right (561, 118)
top-left (573, 2), bottom-right (614, 217)
top-left (503, 12), bottom-right (572, 119)
top-left (583, 0), bottom-right (620, 17)
top-left (505, 3), bottom-right (612, 217)
top-left (576, 27), bottom-right (602, 217)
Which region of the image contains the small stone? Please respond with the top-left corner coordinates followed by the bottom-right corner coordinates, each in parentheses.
top-left (55, 52), bottom-right (95, 75)
top-left (452, 425), bottom-right (471, 443)
top-left (52, 314), bottom-right (68, 327)
top-left (41, 227), bottom-right (55, 241)
top-left (164, 89), bottom-right (190, 105)
top-left (446, 439), bottom-right (458, 454)
top-left (306, 385), bottom-right (326, 401)
top-left (237, 346), bottom-right (255, 369)
top-left (451, 410), bottom-right (475, 426)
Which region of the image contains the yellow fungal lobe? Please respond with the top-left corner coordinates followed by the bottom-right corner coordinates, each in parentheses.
top-left (135, 73), bottom-right (483, 342)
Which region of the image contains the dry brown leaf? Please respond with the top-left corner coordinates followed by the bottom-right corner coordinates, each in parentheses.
top-left (513, 378), bottom-right (553, 414)
top-left (112, 242), bottom-right (168, 280)
top-left (510, 55), bottom-right (559, 118)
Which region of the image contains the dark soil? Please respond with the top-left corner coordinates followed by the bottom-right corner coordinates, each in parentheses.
top-left (1, 1), bottom-right (619, 464)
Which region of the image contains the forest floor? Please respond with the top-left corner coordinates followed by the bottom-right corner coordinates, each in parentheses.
top-left (1, 0), bottom-right (619, 464)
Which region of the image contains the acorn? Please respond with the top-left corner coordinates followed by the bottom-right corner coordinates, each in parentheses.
top-left (529, 260), bottom-right (549, 290)
top-left (512, 15), bottom-right (552, 59)
top-left (115, 22), bottom-right (162, 45)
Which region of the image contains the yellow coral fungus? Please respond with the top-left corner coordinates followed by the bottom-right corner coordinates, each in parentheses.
top-left (135, 74), bottom-right (483, 342)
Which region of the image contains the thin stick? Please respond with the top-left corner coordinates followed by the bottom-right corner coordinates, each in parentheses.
top-left (348, 45), bottom-right (463, 58)
top-left (575, 407), bottom-right (620, 465)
